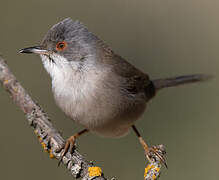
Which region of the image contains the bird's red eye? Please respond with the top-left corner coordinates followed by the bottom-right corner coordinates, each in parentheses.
top-left (56, 41), bottom-right (67, 51)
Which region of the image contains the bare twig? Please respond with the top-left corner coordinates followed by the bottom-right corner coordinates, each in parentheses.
top-left (0, 56), bottom-right (108, 180)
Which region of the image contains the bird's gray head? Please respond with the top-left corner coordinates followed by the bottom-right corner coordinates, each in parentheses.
top-left (20, 18), bottom-right (101, 78)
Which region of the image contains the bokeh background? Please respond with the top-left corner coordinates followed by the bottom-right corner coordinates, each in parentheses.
top-left (0, 0), bottom-right (218, 179)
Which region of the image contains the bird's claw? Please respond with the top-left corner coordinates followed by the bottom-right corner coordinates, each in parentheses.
top-left (145, 144), bottom-right (167, 168)
top-left (56, 136), bottom-right (76, 166)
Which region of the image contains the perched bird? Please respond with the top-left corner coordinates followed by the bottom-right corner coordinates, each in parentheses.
top-left (20, 18), bottom-right (209, 166)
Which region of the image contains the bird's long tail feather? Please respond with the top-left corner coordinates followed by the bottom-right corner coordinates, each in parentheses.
top-left (152, 74), bottom-right (211, 91)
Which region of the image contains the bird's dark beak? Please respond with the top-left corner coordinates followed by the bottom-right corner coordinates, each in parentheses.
top-left (19, 46), bottom-right (48, 55)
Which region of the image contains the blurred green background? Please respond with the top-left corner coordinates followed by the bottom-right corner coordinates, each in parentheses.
top-left (0, 0), bottom-right (218, 179)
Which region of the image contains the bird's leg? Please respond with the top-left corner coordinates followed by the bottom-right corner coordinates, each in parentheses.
top-left (132, 125), bottom-right (167, 168)
top-left (57, 129), bottom-right (89, 165)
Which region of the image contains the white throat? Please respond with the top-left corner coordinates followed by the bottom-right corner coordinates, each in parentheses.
top-left (40, 54), bottom-right (75, 81)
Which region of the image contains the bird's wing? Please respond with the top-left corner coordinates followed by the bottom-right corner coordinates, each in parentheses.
top-left (103, 52), bottom-right (155, 100)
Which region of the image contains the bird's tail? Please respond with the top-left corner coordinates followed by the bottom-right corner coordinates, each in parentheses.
top-left (152, 74), bottom-right (211, 91)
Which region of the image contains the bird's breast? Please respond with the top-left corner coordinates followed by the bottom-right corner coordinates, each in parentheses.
top-left (52, 70), bottom-right (98, 123)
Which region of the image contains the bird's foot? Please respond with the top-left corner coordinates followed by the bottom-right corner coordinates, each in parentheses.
top-left (55, 129), bottom-right (88, 166)
top-left (56, 135), bottom-right (76, 166)
top-left (144, 144), bottom-right (167, 168)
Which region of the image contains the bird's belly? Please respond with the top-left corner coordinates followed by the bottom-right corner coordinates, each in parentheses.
top-left (64, 98), bottom-right (146, 138)
top-left (91, 103), bottom-right (146, 137)
top-left (54, 89), bottom-right (146, 137)
top-left (52, 75), bottom-right (146, 138)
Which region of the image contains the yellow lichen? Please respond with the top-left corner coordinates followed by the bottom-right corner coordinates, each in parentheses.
top-left (144, 164), bottom-right (160, 179)
top-left (144, 166), bottom-right (150, 177)
top-left (88, 166), bottom-right (102, 177)
top-left (144, 164), bottom-right (155, 177)
top-left (3, 80), bottom-right (8, 84)
top-left (144, 169), bottom-right (148, 178)
top-left (49, 151), bottom-right (55, 159)
top-left (155, 167), bottom-right (160, 172)
top-left (41, 142), bottom-right (48, 152)
top-left (152, 174), bottom-right (157, 179)
top-left (34, 132), bottom-right (54, 159)
top-left (150, 165), bottom-right (155, 169)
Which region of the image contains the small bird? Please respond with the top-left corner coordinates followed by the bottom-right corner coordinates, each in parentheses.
top-left (20, 18), bottom-right (209, 166)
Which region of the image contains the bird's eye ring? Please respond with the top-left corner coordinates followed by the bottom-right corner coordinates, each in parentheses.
top-left (56, 41), bottom-right (67, 51)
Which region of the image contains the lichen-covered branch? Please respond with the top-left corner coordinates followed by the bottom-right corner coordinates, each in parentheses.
top-left (0, 56), bottom-right (165, 180)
